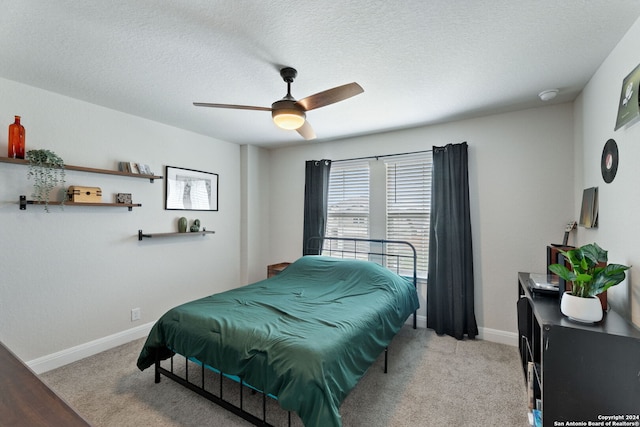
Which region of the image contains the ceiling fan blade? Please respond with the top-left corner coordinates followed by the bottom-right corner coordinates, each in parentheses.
top-left (296, 121), bottom-right (316, 140)
top-left (296, 82), bottom-right (364, 111)
top-left (193, 102), bottom-right (271, 112)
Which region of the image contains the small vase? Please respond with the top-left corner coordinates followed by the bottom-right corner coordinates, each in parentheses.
top-left (8, 115), bottom-right (25, 159)
top-left (560, 291), bottom-right (603, 323)
top-left (178, 217), bottom-right (188, 233)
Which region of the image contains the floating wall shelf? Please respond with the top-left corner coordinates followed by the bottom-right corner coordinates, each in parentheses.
top-left (138, 229), bottom-right (215, 241)
top-left (19, 196), bottom-right (141, 211)
top-left (0, 156), bottom-right (163, 183)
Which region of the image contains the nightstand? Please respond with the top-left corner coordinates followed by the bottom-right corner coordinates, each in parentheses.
top-left (267, 262), bottom-right (291, 278)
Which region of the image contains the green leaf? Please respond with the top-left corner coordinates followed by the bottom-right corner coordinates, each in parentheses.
top-left (575, 273), bottom-right (592, 283)
top-left (583, 243), bottom-right (608, 269)
top-left (591, 264), bottom-right (630, 294)
top-left (548, 264), bottom-right (574, 282)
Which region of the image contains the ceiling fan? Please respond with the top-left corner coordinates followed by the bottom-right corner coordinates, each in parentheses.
top-left (193, 67), bottom-right (363, 140)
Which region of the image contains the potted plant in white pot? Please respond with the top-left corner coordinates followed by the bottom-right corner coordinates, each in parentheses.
top-left (549, 243), bottom-right (629, 323)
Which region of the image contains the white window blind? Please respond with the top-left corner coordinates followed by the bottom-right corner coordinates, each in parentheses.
top-left (384, 152), bottom-right (432, 276)
top-left (325, 159), bottom-right (370, 256)
top-left (324, 153), bottom-right (432, 274)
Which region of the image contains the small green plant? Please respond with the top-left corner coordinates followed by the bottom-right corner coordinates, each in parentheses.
top-left (549, 243), bottom-right (630, 298)
top-left (26, 149), bottom-right (66, 212)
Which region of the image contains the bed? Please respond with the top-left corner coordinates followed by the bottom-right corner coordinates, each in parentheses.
top-left (137, 237), bottom-right (419, 427)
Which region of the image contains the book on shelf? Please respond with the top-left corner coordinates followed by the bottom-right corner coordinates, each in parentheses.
top-left (118, 161), bottom-right (130, 173)
top-left (527, 361), bottom-right (535, 410)
top-left (118, 161), bottom-right (152, 175)
top-left (137, 164), bottom-right (152, 175)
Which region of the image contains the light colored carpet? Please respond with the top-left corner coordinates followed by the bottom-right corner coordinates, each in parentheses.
top-left (40, 326), bottom-right (529, 426)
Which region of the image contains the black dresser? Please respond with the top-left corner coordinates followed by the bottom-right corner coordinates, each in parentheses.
top-left (517, 272), bottom-right (640, 426)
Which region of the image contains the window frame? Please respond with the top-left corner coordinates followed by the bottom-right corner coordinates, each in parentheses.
top-left (325, 152), bottom-right (432, 278)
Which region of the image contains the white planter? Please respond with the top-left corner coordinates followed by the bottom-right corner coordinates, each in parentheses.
top-left (560, 292), bottom-right (603, 323)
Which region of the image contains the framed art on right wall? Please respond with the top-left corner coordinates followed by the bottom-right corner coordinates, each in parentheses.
top-left (615, 62), bottom-right (640, 130)
top-left (578, 187), bottom-right (598, 229)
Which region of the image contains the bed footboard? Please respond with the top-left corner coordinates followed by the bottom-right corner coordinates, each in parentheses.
top-left (155, 353), bottom-right (292, 427)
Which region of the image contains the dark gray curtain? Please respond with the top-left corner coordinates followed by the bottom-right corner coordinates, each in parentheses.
top-left (427, 142), bottom-right (478, 339)
top-left (302, 159), bottom-right (332, 255)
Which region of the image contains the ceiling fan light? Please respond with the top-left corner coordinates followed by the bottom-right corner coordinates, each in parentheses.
top-left (272, 109), bottom-right (306, 130)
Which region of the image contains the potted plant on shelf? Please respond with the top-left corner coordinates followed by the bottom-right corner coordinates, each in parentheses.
top-left (549, 242), bottom-right (629, 323)
top-left (26, 149), bottom-right (66, 212)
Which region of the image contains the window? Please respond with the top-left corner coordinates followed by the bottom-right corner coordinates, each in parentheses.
top-left (325, 152), bottom-right (432, 276)
top-left (325, 159), bottom-right (370, 258)
top-left (384, 153), bottom-right (432, 276)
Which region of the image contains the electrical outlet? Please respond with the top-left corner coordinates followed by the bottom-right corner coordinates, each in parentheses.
top-left (131, 307), bottom-right (141, 322)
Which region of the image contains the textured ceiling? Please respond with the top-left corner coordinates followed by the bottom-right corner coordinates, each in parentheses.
top-left (1, 1), bottom-right (640, 148)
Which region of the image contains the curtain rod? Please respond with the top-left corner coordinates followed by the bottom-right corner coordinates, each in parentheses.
top-left (331, 148), bottom-right (432, 163)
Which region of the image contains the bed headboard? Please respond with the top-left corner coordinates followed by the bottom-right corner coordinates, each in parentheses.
top-left (306, 236), bottom-right (418, 328)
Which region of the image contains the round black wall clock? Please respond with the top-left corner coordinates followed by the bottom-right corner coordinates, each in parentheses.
top-left (601, 138), bottom-right (619, 183)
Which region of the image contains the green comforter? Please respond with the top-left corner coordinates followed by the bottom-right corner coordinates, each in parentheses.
top-left (137, 255), bottom-right (419, 427)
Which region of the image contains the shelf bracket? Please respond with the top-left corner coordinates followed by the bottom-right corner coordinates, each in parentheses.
top-left (139, 230), bottom-right (152, 241)
top-left (19, 195), bottom-right (26, 210)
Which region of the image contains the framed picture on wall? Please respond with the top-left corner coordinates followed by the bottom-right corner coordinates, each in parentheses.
top-left (614, 62), bottom-right (640, 130)
top-left (165, 166), bottom-right (218, 211)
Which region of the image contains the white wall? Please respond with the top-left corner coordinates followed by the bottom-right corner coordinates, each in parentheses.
top-left (0, 77), bottom-right (241, 367)
top-left (266, 103), bottom-right (575, 341)
top-left (240, 144), bottom-right (270, 285)
top-left (573, 17), bottom-right (640, 327)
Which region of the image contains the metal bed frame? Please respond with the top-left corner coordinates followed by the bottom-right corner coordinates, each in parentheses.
top-left (307, 236), bottom-right (418, 330)
top-left (153, 237), bottom-right (418, 427)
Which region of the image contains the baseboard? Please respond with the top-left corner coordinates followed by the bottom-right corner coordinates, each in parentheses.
top-left (403, 312), bottom-right (427, 329)
top-left (409, 316), bottom-right (517, 346)
top-left (478, 326), bottom-right (518, 346)
top-left (27, 322), bottom-right (155, 374)
top-left (26, 319), bottom-right (517, 374)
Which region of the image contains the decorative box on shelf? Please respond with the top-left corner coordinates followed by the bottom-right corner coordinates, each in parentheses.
top-left (67, 186), bottom-right (102, 203)
top-left (116, 193), bottom-right (132, 204)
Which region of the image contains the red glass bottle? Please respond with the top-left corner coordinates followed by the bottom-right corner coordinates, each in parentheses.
top-left (8, 115), bottom-right (25, 159)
